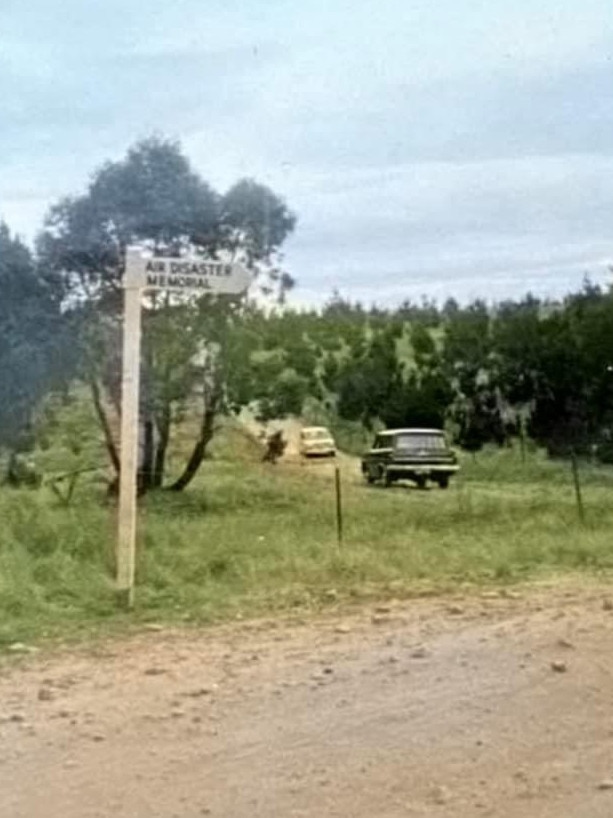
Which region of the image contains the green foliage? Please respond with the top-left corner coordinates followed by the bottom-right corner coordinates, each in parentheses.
top-left (6, 151), bottom-right (613, 485)
top-left (382, 370), bottom-right (451, 429)
top-left (254, 371), bottom-right (310, 421)
top-left (1, 427), bottom-right (613, 648)
top-left (0, 224), bottom-right (73, 456)
top-left (222, 179), bottom-right (296, 274)
top-left (38, 137), bottom-right (219, 303)
top-left (492, 285), bottom-right (613, 456)
top-left (35, 389), bottom-right (107, 472)
top-left (243, 281), bottom-right (613, 464)
top-left (442, 300), bottom-right (505, 452)
top-left (36, 137), bottom-right (297, 490)
top-left (333, 328), bottom-right (403, 427)
top-left (324, 318), bottom-right (452, 431)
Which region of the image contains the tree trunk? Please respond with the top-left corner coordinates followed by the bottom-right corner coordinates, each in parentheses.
top-left (519, 427), bottom-right (526, 464)
top-left (168, 398), bottom-right (217, 492)
top-left (89, 377), bottom-right (120, 474)
top-left (136, 334), bottom-right (156, 493)
top-left (139, 417), bottom-right (155, 492)
top-left (570, 448), bottom-right (585, 524)
top-left (5, 452), bottom-right (18, 487)
top-left (153, 404), bottom-right (171, 488)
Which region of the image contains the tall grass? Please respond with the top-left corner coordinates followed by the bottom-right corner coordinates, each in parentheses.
top-left (1, 427), bottom-right (612, 649)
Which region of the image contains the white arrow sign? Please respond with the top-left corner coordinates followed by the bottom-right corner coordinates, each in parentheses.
top-left (124, 249), bottom-right (252, 295)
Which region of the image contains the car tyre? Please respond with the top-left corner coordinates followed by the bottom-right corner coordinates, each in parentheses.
top-left (437, 475), bottom-right (450, 489)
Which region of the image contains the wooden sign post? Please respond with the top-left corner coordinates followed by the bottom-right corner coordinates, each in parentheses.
top-left (117, 248), bottom-right (251, 608)
top-left (116, 265), bottom-right (142, 608)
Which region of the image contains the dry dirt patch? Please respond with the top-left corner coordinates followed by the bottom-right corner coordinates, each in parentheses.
top-left (2, 585), bottom-right (613, 817)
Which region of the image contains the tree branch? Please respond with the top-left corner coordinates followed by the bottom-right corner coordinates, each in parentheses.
top-left (89, 377), bottom-right (120, 474)
top-left (167, 364), bottom-right (221, 491)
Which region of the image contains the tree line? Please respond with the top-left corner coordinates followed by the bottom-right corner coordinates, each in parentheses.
top-left (1, 136), bottom-right (613, 493)
top-left (246, 285), bottom-right (613, 462)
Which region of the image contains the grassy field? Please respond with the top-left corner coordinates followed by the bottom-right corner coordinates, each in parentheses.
top-left (1, 423), bottom-right (613, 650)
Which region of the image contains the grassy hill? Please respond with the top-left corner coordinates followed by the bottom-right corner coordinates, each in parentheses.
top-left (2, 400), bottom-right (613, 650)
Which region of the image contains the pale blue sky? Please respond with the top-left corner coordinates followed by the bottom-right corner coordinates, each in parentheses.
top-left (1, 0), bottom-right (612, 305)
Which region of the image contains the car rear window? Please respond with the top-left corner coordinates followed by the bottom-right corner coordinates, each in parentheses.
top-left (302, 429), bottom-right (331, 440)
top-left (394, 433), bottom-right (446, 451)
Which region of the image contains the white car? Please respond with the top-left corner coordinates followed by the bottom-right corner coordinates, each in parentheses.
top-left (299, 426), bottom-right (337, 458)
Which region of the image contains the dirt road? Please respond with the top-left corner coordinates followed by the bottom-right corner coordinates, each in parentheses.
top-left (2, 586), bottom-right (613, 817)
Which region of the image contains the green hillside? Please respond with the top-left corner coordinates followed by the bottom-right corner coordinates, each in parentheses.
top-left (2, 403), bottom-right (613, 651)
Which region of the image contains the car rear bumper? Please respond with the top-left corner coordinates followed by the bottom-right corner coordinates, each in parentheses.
top-left (387, 464), bottom-right (459, 474)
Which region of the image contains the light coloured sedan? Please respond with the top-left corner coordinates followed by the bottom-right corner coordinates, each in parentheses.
top-left (299, 426), bottom-right (337, 458)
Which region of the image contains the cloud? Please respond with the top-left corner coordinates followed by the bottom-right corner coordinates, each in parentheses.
top-left (0, 0), bottom-right (612, 306)
top-left (281, 154), bottom-right (613, 304)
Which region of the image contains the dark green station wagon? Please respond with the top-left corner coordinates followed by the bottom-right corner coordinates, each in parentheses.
top-left (361, 428), bottom-right (459, 489)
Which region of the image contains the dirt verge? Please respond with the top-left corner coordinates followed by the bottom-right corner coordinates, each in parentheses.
top-left (2, 583), bottom-right (613, 817)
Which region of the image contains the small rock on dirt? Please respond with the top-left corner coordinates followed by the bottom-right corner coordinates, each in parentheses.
top-left (143, 623), bottom-right (164, 632)
top-left (597, 780), bottom-right (613, 791)
top-left (411, 647), bottom-right (429, 659)
top-left (334, 625), bottom-right (351, 634)
top-left (144, 667), bottom-right (167, 676)
top-left (38, 688), bottom-right (54, 702)
top-left (557, 639), bottom-right (574, 649)
top-left (371, 614), bottom-right (390, 625)
top-left (311, 672), bottom-right (324, 681)
top-left (550, 661), bottom-right (568, 673)
top-left (498, 589), bottom-right (521, 599)
top-left (186, 687), bottom-right (215, 698)
top-left (430, 785), bottom-right (450, 805)
top-left (603, 599), bottom-right (613, 612)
